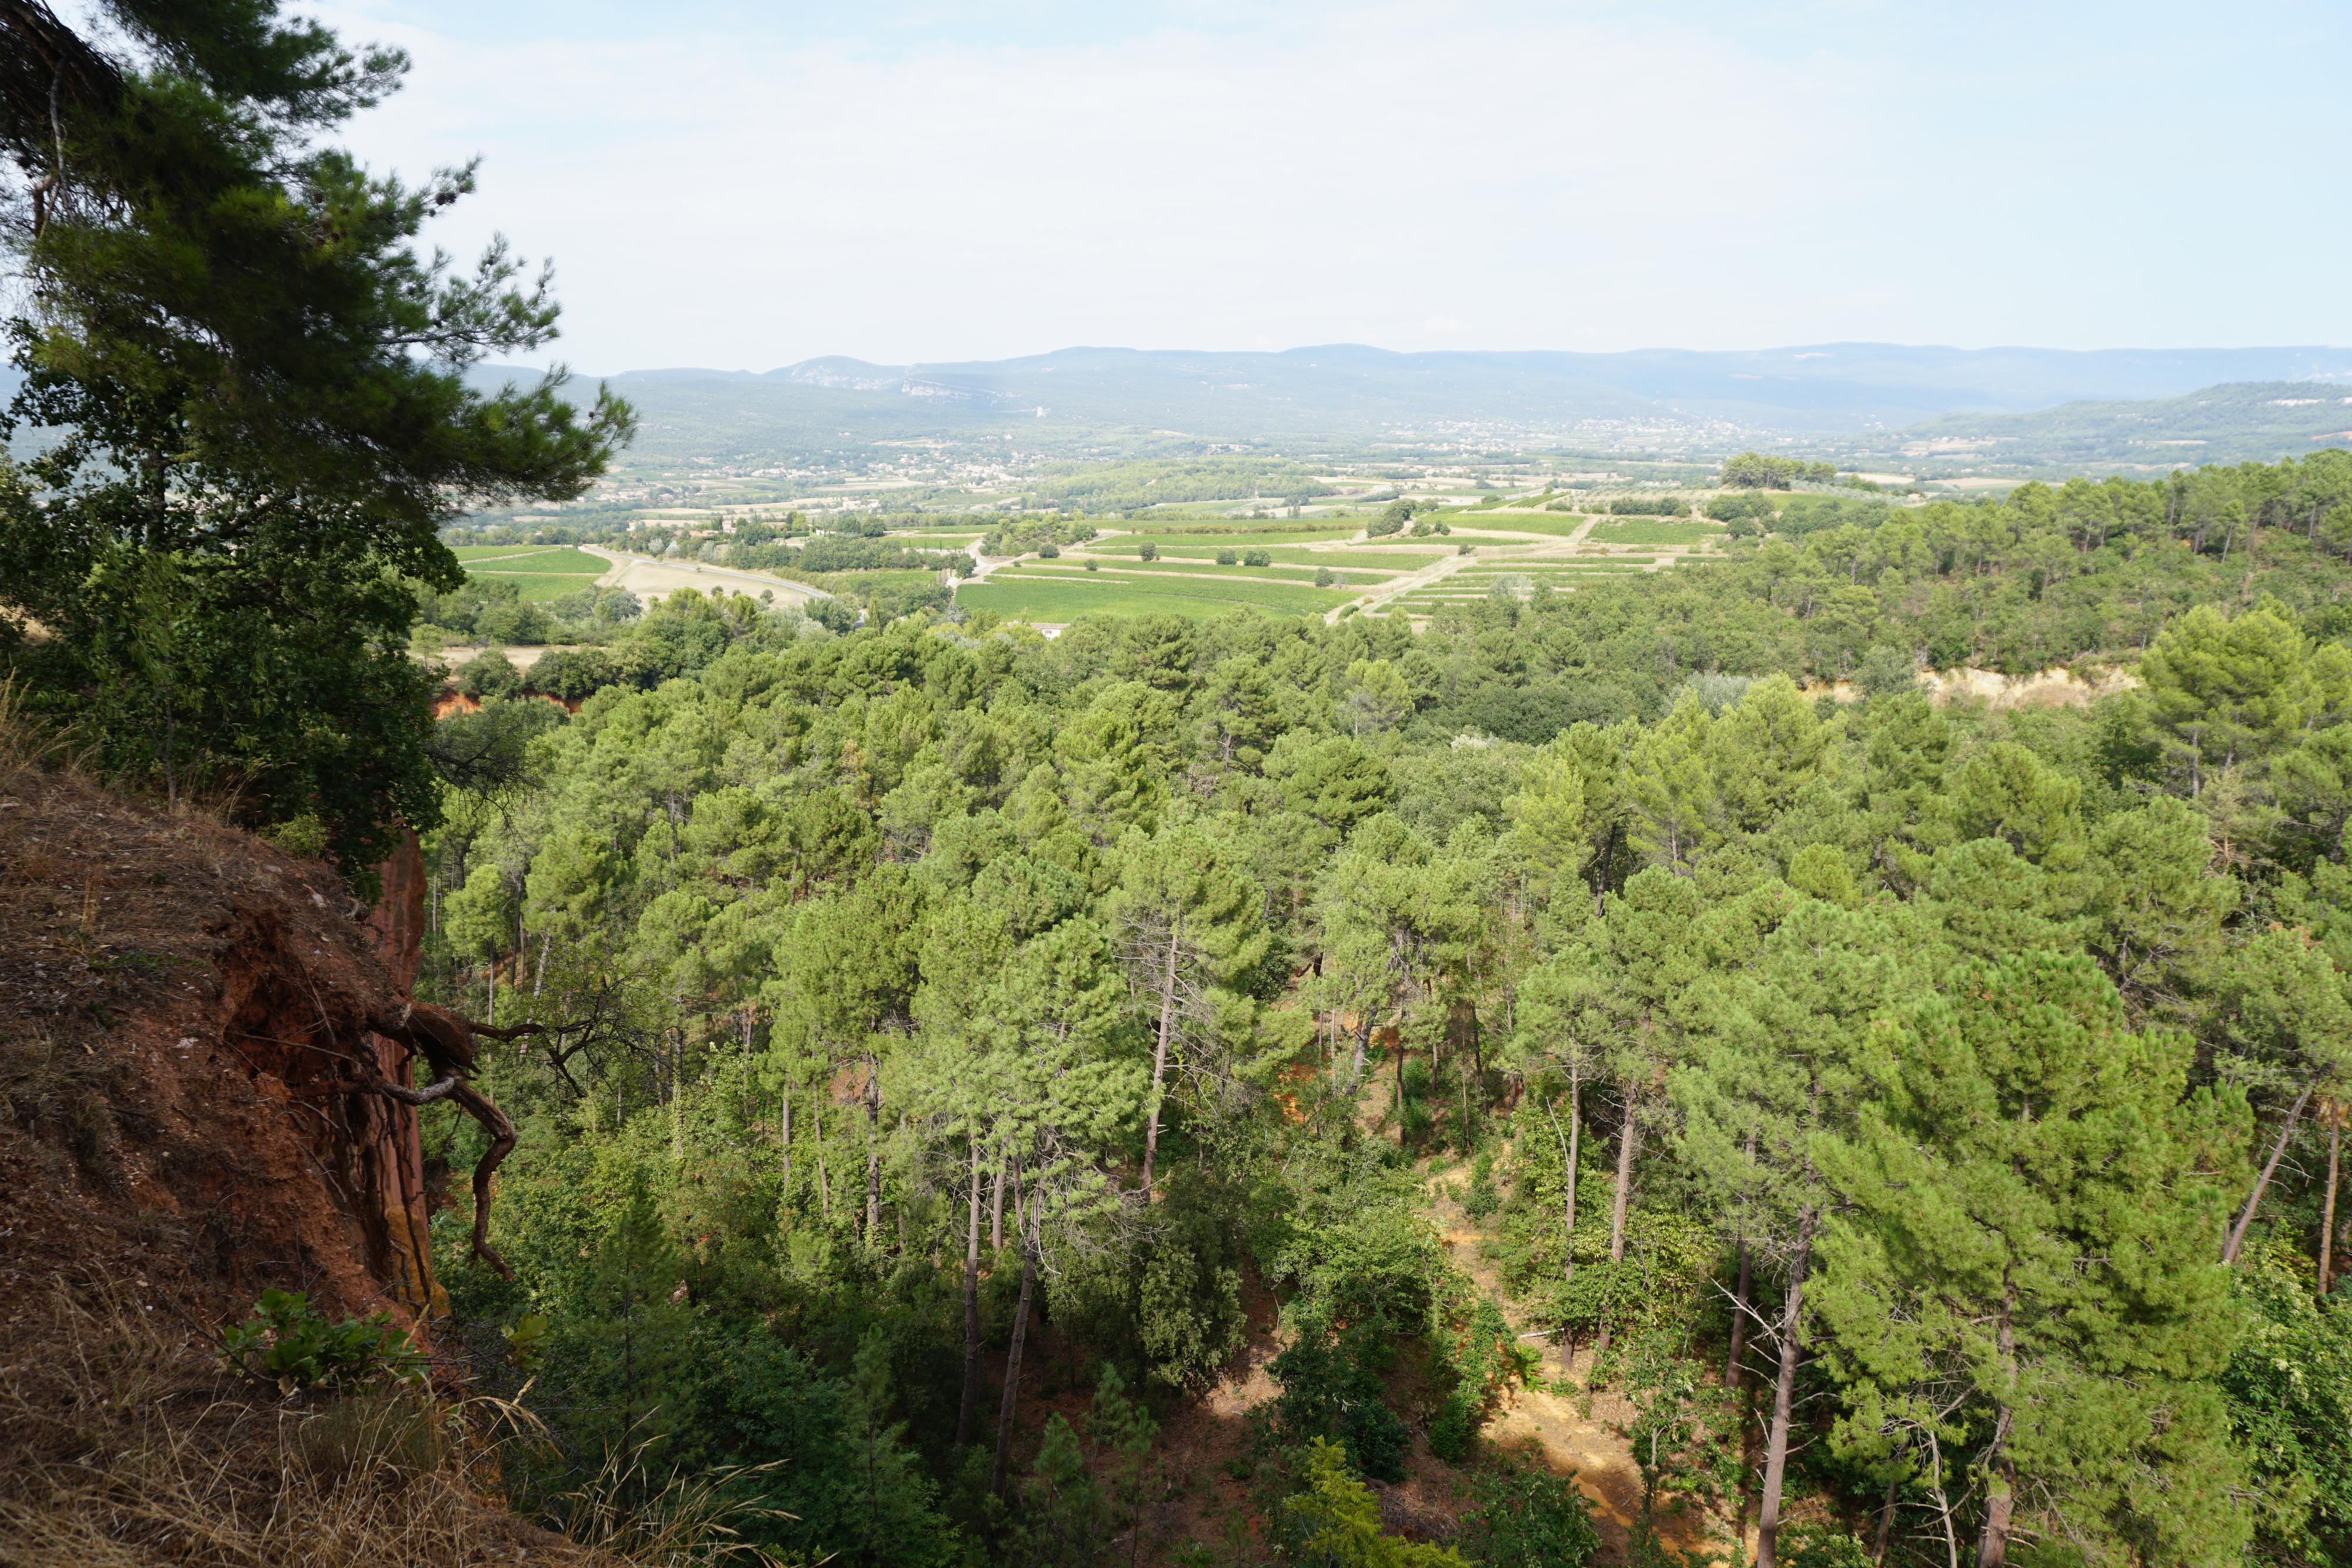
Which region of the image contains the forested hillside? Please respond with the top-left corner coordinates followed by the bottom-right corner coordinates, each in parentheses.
top-left (415, 456), bottom-right (2352, 1564)
top-left (5, 5), bottom-right (2352, 1564)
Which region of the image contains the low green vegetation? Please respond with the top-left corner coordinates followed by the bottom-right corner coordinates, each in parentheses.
top-left (1589, 519), bottom-right (1725, 547)
top-left (1452, 514), bottom-right (1591, 537)
top-left (476, 571), bottom-right (611, 603)
top-left (1030, 559), bottom-right (1401, 584)
top-left (958, 573), bottom-right (1352, 621)
top-left (1101, 545), bottom-right (1441, 570)
top-left (1093, 530), bottom-right (1360, 554)
top-left (1023, 457), bottom-right (1337, 510)
top-left (455, 545), bottom-right (609, 572)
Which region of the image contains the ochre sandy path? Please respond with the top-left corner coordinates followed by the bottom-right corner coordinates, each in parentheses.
top-left (1427, 1175), bottom-right (1749, 1566)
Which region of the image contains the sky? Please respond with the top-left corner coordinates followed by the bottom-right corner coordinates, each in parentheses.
top-left (306, 0), bottom-right (2352, 373)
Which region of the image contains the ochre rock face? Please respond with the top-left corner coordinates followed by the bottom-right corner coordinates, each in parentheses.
top-left (362, 828), bottom-right (449, 1325)
top-left (0, 775), bottom-right (447, 1346)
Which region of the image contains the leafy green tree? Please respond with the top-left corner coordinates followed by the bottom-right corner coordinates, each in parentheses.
top-left (1342, 658), bottom-right (1415, 735)
top-left (1459, 1462), bottom-right (1601, 1568)
top-left (1268, 731), bottom-right (1397, 835)
top-left (2220, 1241), bottom-right (2352, 1563)
top-left (2209, 929), bottom-right (2352, 1265)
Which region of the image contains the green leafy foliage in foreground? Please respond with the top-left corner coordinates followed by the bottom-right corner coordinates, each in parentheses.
top-left (398, 503), bottom-right (2352, 1564)
top-left (218, 1290), bottom-right (426, 1392)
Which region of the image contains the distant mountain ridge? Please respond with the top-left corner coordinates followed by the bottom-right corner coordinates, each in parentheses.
top-left (1906, 380), bottom-right (2352, 465)
top-left (489, 343), bottom-right (2352, 457)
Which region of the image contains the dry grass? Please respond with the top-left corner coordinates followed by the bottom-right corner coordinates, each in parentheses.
top-left (0, 1285), bottom-right (797, 1568)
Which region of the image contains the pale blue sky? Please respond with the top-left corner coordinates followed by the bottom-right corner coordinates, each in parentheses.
top-left (313, 0), bottom-right (2352, 371)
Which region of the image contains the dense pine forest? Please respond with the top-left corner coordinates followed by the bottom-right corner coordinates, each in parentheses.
top-left (403, 460), bottom-right (2352, 1567)
top-left (4, 4), bottom-right (2351, 1564)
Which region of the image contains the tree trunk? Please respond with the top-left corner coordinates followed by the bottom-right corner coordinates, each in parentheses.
top-left (1724, 1239), bottom-right (1752, 1389)
top-left (2225, 1082), bottom-right (2316, 1263)
top-left (1594, 1093), bottom-right (1638, 1360)
top-left (1977, 1282), bottom-right (2017, 1567)
top-left (1726, 1131), bottom-right (1757, 1388)
top-left (864, 1057), bottom-right (883, 1242)
top-left (1141, 922), bottom-right (1180, 1193)
top-left (1395, 1022), bottom-right (1409, 1148)
top-left (991, 1195), bottom-right (1039, 1500)
top-left (780, 1089), bottom-right (792, 1201)
top-left (813, 1099), bottom-right (831, 1217)
top-left (1754, 1208), bottom-right (1815, 1568)
top-left (957, 1140), bottom-right (983, 1447)
top-left (1351, 1009), bottom-right (1371, 1080)
top-left (2321, 1102), bottom-right (2341, 1303)
top-left (1872, 1469), bottom-right (1900, 1564)
top-left (1553, 1069), bottom-right (1581, 1286)
top-left (991, 1159), bottom-right (1007, 1252)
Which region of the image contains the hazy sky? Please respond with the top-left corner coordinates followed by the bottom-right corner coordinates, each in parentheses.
top-left (314, 0), bottom-right (2351, 372)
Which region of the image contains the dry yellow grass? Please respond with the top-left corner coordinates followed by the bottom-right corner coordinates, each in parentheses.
top-left (0, 1283), bottom-right (805, 1568)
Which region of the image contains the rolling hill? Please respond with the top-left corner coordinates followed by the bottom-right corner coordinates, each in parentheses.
top-left (1900, 381), bottom-right (2352, 465)
top-left (476, 343), bottom-right (2352, 461)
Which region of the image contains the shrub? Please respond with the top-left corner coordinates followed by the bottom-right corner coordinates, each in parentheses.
top-left (1314, 567), bottom-right (1335, 586)
top-left (1266, 1320), bottom-right (1413, 1482)
top-left (218, 1289), bottom-right (425, 1392)
top-left (452, 649), bottom-right (523, 698)
top-left (1243, 549), bottom-right (1271, 567)
top-left (262, 814), bottom-right (330, 860)
top-left (528, 646), bottom-right (620, 700)
top-left (1138, 542), bottom-right (1158, 561)
top-left (1461, 1463), bottom-right (1601, 1567)
top-left (1216, 549), bottom-right (1238, 565)
top-left (1278, 1439), bottom-right (1468, 1565)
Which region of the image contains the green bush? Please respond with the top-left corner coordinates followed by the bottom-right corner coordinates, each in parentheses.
top-left (527, 646), bottom-right (620, 700)
top-left (218, 1289), bottom-right (425, 1392)
top-left (1461, 1462), bottom-right (1601, 1567)
top-left (452, 648), bottom-right (523, 698)
top-left (1266, 1320), bottom-right (1412, 1482)
top-left (1216, 549), bottom-right (1239, 565)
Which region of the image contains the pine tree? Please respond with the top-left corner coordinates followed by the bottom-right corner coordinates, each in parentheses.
top-left (1673, 898), bottom-right (1932, 1567)
top-left (0, 1), bottom-right (629, 864)
top-left (1813, 952), bottom-right (2253, 1566)
top-left (1110, 822), bottom-right (1272, 1191)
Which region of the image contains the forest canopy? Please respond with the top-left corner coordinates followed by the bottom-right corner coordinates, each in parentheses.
top-left (412, 511), bottom-right (2352, 1563)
